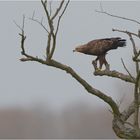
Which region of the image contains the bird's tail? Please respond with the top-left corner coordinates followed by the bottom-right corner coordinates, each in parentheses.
top-left (117, 38), bottom-right (126, 47)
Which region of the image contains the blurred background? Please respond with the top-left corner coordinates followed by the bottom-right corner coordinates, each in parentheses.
top-left (0, 1), bottom-right (140, 138)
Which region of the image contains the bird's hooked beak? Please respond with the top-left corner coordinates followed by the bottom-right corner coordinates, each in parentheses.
top-left (73, 46), bottom-right (80, 52)
top-left (73, 48), bottom-right (77, 52)
top-left (73, 49), bottom-right (76, 52)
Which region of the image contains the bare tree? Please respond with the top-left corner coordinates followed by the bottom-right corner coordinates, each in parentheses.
top-left (16, 1), bottom-right (140, 139)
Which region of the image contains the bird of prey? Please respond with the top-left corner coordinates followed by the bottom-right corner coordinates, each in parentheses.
top-left (73, 37), bottom-right (126, 70)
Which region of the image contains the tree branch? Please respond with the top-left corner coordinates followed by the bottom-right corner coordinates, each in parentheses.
top-left (95, 10), bottom-right (140, 25)
top-left (51, 0), bottom-right (64, 20)
top-left (49, 1), bottom-right (52, 16)
top-left (55, 0), bottom-right (70, 37)
top-left (29, 17), bottom-right (49, 33)
top-left (133, 50), bottom-right (140, 62)
top-left (41, 0), bottom-right (55, 59)
top-left (112, 28), bottom-right (139, 74)
top-left (18, 24), bottom-right (120, 117)
top-left (22, 56), bottom-right (121, 117)
top-left (41, 0), bottom-right (54, 32)
top-left (134, 71), bottom-right (140, 129)
top-left (112, 29), bottom-right (138, 55)
top-left (129, 34), bottom-right (139, 74)
top-left (121, 58), bottom-right (135, 82)
top-left (121, 102), bottom-right (135, 121)
top-left (41, 0), bottom-right (70, 60)
top-left (94, 69), bottom-right (135, 84)
top-left (49, 0), bottom-right (70, 59)
top-left (14, 15), bottom-right (27, 56)
top-left (112, 28), bottom-right (139, 38)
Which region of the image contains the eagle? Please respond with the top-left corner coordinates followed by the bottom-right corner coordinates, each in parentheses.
top-left (73, 37), bottom-right (126, 70)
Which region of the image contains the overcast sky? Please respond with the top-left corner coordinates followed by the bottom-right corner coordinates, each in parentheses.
top-left (0, 1), bottom-right (140, 112)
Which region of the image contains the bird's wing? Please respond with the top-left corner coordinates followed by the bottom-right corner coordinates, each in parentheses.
top-left (87, 39), bottom-right (114, 54)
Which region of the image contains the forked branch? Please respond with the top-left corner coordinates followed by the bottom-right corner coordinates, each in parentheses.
top-left (29, 15), bottom-right (49, 33)
top-left (133, 50), bottom-right (140, 62)
top-left (41, 0), bottom-right (70, 59)
top-left (51, 0), bottom-right (64, 20)
top-left (112, 28), bottom-right (139, 73)
top-left (112, 28), bottom-right (140, 38)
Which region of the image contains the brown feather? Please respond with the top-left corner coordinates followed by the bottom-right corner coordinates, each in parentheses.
top-left (74, 37), bottom-right (126, 70)
top-left (74, 37), bottom-right (126, 56)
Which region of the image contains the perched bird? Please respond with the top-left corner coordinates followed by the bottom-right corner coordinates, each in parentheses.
top-left (73, 37), bottom-right (126, 70)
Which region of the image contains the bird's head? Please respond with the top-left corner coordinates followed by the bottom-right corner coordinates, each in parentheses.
top-left (73, 47), bottom-right (79, 52)
top-left (73, 45), bottom-right (84, 53)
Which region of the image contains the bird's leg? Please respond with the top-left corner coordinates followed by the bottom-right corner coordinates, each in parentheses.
top-left (99, 55), bottom-right (110, 71)
top-left (103, 56), bottom-right (110, 71)
top-left (99, 58), bottom-right (104, 70)
top-left (92, 57), bottom-right (98, 70)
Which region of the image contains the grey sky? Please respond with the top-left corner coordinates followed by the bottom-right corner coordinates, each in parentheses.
top-left (0, 1), bottom-right (139, 112)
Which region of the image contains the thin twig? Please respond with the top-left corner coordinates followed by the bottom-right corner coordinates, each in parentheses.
top-left (13, 15), bottom-right (25, 32)
top-left (41, 0), bottom-right (55, 60)
top-left (121, 58), bottom-right (135, 82)
top-left (41, 0), bottom-right (53, 31)
top-left (51, 0), bottom-right (64, 20)
top-left (112, 28), bottom-right (139, 38)
top-left (50, 0), bottom-right (70, 59)
top-left (29, 17), bottom-right (49, 33)
top-left (32, 10), bottom-right (35, 19)
top-left (112, 28), bottom-right (139, 74)
top-left (13, 20), bottom-right (23, 31)
top-left (55, 0), bottom-right (70, 37)
top-left (95, 10), bottom-right (140, 25)
top-left (99, 2), bottom-right (103, 12)
top-left (129, 34), bottom-right (139, 74)
top-left (22, 15), bottom-right (25, 30)
top-left (112, 29), bottom-right (137, 61)
top-left (49, 0), bottom-right (52, 16)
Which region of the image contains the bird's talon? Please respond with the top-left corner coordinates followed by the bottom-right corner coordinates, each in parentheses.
top-left (95, 68), bottom-right (101, 71)
top-left (92, 60), bottom-right (97, 65)
top-left (105, 64), bottom-right (110, 71)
